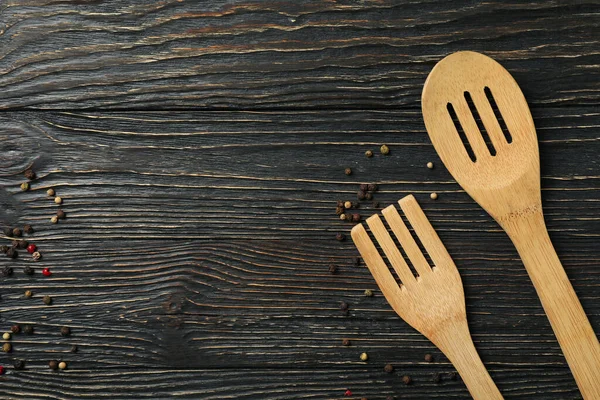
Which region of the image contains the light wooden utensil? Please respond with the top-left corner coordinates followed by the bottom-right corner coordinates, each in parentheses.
top-left (352, 195), bottom-right (503, 400)
top-left (421, 50), bottom-right (600, 399)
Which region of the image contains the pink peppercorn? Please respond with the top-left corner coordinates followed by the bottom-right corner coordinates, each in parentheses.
top-left (27, 244), bottom-right (37, 254)
top-left (42, 268), bottom-right (52, 277)
top-left (344, 389), bottom-right (352, 397)
top-left (0, 366), bottom-right (4, 375)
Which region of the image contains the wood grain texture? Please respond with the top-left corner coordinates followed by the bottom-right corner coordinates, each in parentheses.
top-left (0, 109), bottom-right (598, 398)
top-left (0, 1), bottom-right (599, 110)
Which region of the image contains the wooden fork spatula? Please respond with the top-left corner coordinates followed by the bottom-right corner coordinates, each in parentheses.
top-left (352, 195), bottom-right (503, 400)
top-left (421, 51), bottom-right (600, 398)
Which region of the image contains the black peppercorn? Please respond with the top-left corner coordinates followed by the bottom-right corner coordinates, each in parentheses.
top-left (340, 301), bottom-right (349, 311)
top-left (328, 264), bottom-right (338, 275)
top-left (373, 201), bottom-right (380, 208)
top-left (24, 169), bottom-right (36, 180)
top-left (336, 206), bottom-right (345, 216)
top-left (13, 359), bottom-right (25, 370)
top-left (336, 233), bottom-right (346, 241)
top-left (365, 192), bottom-right (373, 200)
top-left (424, 353), bottom-right (433, 362)
top-left (359, 184), bottom-right (368, 192)
top-left (402, 375), bottom-right (412, 385)
top-left (11, 240), bottom-right (19, 248)
top-left (6, 248), bottom-right (17, 259)
top-left (352, 256), bottom-right (361, 266)
top-left (357, 191), bottom-right (366, 201)
top-left (56, 210), bottom-right (66, 220)
top-left (60, 326), bottom-right (71, 337)
top-left (43, 295), bottom-right (52, 305)
top-left (23, 325), bottom-right (34, 334)
top-left (432, 372), bottom-right (442, 383)
top-left (3, 227), bottom-right (12, 237)
top-left (17, 240), bottom-right (28, 249)
top-left (367, 184), bottom-right (378, 192)
top-left (342, 338), bottom-right (351, 346)
top-left (384, 364), bottom-right (394, 373)
top-left (12, 228), bottom-right (22, 237)
top-left (70, 345), bottom-right (78, 353)
top-left (23, 224), bottom-right (34, 234)
top-left (352, 213), bottom-right (361, 222)
top-left (337, 200), bottom-right (344, 207)
top-left (2, 266), bottom-right (13, 277)
top-left (23, 266), bottom-right (34, 276)
top-left (0, 245), bottom-right (8, 254)
top-left (344, 168), bottom-right (352, 176)
top-left (49, 360), bottom-right (59, 370)
top-left (11, 324), bottom-right (21, 334)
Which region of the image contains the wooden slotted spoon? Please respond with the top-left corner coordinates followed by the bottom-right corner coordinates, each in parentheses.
top-left (352, 195), bottom-right (503, 399)
top-left (421, 50), bottom-right (600, 398)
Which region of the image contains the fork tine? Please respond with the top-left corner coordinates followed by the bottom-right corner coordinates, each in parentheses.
top-left (365, 215), bottom-right (417, 285)
top-left (452, 97), bottom-right (490, 159)
top-left (469, 89), bottom-right (508, 149)
top-left (351, 224), bottom-right (405, 304)
top-left (398, 195), bottom-right (453, 269)
top-left (381, 205), bottom-right (432, 277)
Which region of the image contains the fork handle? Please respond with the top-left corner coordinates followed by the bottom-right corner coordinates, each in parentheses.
top-left (505, 213), bottom-right (600, 399)
top-left (434, 320), bottom-right (503, 399)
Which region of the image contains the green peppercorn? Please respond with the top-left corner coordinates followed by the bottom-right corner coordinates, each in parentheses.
top-left (20, 182), bottom-right (30, 191)
top-left (43, 295), bottom-right (52, 305)
top-left (49, 360), bottom-right (59, 370)
top-left (60, 326), bottom-right (71, 337)
top-left (380, 144), bottom-right (390, 155)
top-left (364, 289), bottom-right (373, 297)
top-left (13, 359), bottom-right (25, 370)
top-left (365, 150), bottom-right (373, 158)
top-left (24, 290), bottom-right (33, 299)
top-left (3, 343), bottom-right (12, 353)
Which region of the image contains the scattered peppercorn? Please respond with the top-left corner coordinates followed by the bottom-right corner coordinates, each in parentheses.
top-left (23, 224), bottom-right (34, 234)
top-left (60, 326), bottom-right (71, 337)
top-left (402, 375), bottom-right (412, 385)
top-left (380, 144), bottom-right (390, 155)
top-left (335, 206), bottom-right (345, 216)
top-left (6, 248), bottom-right (17, 259)
top-left (430, 192), bottom-right (438, 200)
top-left (16, 240), bottom-right (28, 249)
top-left (20, 182), bottom-right (30, 191)
top-left (42, 268), bottom-right (52, 277)
top-left (344, 389), bottom-right (352, 397)
top-left (0, 245), bottom-right (8, 254)
top-left (359, 184), bottom-right (368, 191)
top-left (357, 191), bottom-right (366, 201)
top-left (339, 213), bottom-right (347, 221)
top-left (24, 169), bottom-right (36, 180)
top-left (364, 289), bottom-right (373, 297)
top-left (336, 233), bottom-right (346, 242)
top-left (0, 366), bottom-right (4, 375)
top-left (352, 213), bottom-right (361, 222)
top-left (344, 168), bottom-right (352, 176)
top-left (56, 210), bottom-right (66, 220)
top-left (58, 361), bottom-right (67, 370)
top-left (360, 352), bottom-right (368, 361)
top-left (328, 264), bottom-right (338, 274)
top-left (24, 290), bottom-right (33, 299)
top-left (2, 267), bottom-right (14, 277)
top-left (352, 256), bottom-right (361, 266)
top-left (365, 150), bottom-right (373, 158)
top-left (3, 343), bottom-right (11, 353)
top-left (49, 360), bottom-right (59, 370)
top-left (448, 371), bottom-right (459, 381)
top-left (54, 196), bottom-right (63, 204)
top-left (23, 325), bottom-right (33, 334)
top-left (11, 240), bottom-right (20, 248)
top-left (384, 363), bottom-right (394, 373)
top-left (344, 201), bottom-right (352, 209)
top-left (340, 301), bottom-right (349, 311)
top-left (342, 338), bottom-right (351, 346)
top-left (12, 228), bottom-right (22, 237)
top-left (427, 162), bottom-right (434, 169)
top-left (47, 188), bottom-right (55, 196)
top-left (367, 184), bottom-right (378, 192)
top-left (50, 216), bottom-right (59, 224)
top-left (2, 333), bottom-right (11, 340)
top-left (372, 201), bottom-right (380, 208)
top-left (365, 192), bottom-right (373, 200)
top-left (27, 244), bottom-right (37, 254)
top-left (43, 295), bottom-right (52, 305)
top-left (10, 325), bottom-right (20, 334)
top-left (3, 227), bottom-right (12, 236)
top-left (432, 372), bottom-right (442, 383)
top-left (424, 353), bottom-right (433, 362)
top-left (70, 345), bottom-right (78, 353)
top-left (32, 251), bottom-right (42, 261)
top-left (13, 359), bottom-right (25, 370)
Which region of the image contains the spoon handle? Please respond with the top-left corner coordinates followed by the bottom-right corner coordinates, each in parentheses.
top-left (505, 213), bottom-right (600, 399)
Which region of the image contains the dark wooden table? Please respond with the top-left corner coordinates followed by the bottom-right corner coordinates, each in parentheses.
top-left (0, 1), bottom-right (598, 399)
